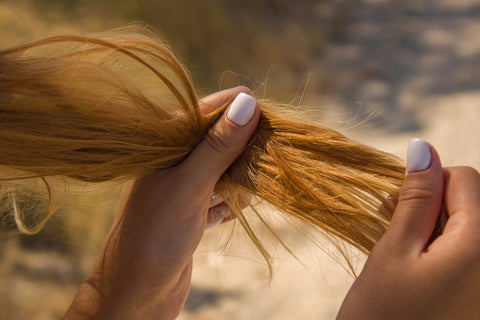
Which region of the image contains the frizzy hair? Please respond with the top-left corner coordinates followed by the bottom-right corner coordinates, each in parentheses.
top-left (0, 27), bottom-right (405, 266)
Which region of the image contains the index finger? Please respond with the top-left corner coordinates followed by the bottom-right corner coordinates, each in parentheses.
top-left (422, 167), bottom-right (480, 259)
top-left (443, 166), bottom-right (480, 219)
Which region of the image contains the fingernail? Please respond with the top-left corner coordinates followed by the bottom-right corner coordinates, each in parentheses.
top-left (407, 138), bottom-right (431, 173)
top-left (205, 218), bottom-right (224, 230)
top-left (227, 93), bottom-right (256, 126)
top-left (209, 191), bottom-right (223, 207)
top-left (205, 202), bottom-right (230, 230)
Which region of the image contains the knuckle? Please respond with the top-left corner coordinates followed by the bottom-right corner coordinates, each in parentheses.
top-left (453, 166), bottom-right (479, 178)
top-left (398, 184), bottom-right (436, 204)
top-left (204, 124), bottom-right (232, 154)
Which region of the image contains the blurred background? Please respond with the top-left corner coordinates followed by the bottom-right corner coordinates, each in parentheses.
top-left (0, 0), bottom-right (479, 319)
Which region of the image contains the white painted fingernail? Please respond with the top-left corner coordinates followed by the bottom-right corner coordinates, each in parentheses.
top-left (205, 218), bottom-right (224, 230)
top-left (226, 93), bottom-right (256, 126)
top-left (407, 138), bottom-right (431, 173)
top-left (209, 191), bottom-right (223, 207)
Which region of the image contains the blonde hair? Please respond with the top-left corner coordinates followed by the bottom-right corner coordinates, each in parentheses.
top-left (0, 27), bottom-right (404, 265)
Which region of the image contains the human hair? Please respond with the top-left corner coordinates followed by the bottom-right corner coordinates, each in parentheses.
top-left (0, 27), bottom-right (404, 268)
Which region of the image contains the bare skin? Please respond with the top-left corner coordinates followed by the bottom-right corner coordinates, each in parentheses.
top-left (64, 86), bottom-right (260, 319)
top-left (64, 86), bottom-right (480, 319)
top-left (338, 146), bottom-right (480, 319)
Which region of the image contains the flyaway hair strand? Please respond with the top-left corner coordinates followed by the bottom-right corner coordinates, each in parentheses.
top-left (0, 27), bottom-right (405, 269)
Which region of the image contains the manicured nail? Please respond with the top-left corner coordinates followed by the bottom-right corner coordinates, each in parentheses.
top-left (227, 93), bottom-right (256, 126)
top-left (205, 202), bottom-right (230, 230)
top-left (205, 218), bottom-right (224, 230)
top-left (209, 191), bottom-right (223, 207)
top-left (407, 138), bottom-right (431, 173)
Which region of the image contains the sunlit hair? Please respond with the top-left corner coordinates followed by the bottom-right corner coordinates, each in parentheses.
top-left (0, 27), bottom-right (404, 269)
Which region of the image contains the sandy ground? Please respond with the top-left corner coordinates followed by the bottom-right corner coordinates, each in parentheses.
top-left (0, 1), bottom-right (479, 319)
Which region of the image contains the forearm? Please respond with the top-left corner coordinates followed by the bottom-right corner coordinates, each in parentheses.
top-left (64, 274), bottom-right (181, 320)
top-left (64, 240), bottom-right (192, 320)
top-left (64, 278), bottom-right (105, 320)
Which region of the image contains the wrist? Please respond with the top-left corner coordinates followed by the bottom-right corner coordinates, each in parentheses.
top-left (65, 268), bottom-right (188, 320)
top-left (64, 277), bottom-right (104, 319)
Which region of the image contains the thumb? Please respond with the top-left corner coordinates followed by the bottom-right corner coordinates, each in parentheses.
top-left (386, 139), bottom-right (444, 254)
top-left (181, 92), bottom-right (260, 189)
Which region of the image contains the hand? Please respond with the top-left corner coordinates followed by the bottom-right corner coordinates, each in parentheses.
top-left (65, 86), bottom-right (260, 319)
top-left (337, 139), bottom-right (480, 319)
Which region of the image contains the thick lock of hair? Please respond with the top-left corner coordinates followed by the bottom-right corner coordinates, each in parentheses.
top-left (0, 27), bottom-right (405, 267)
